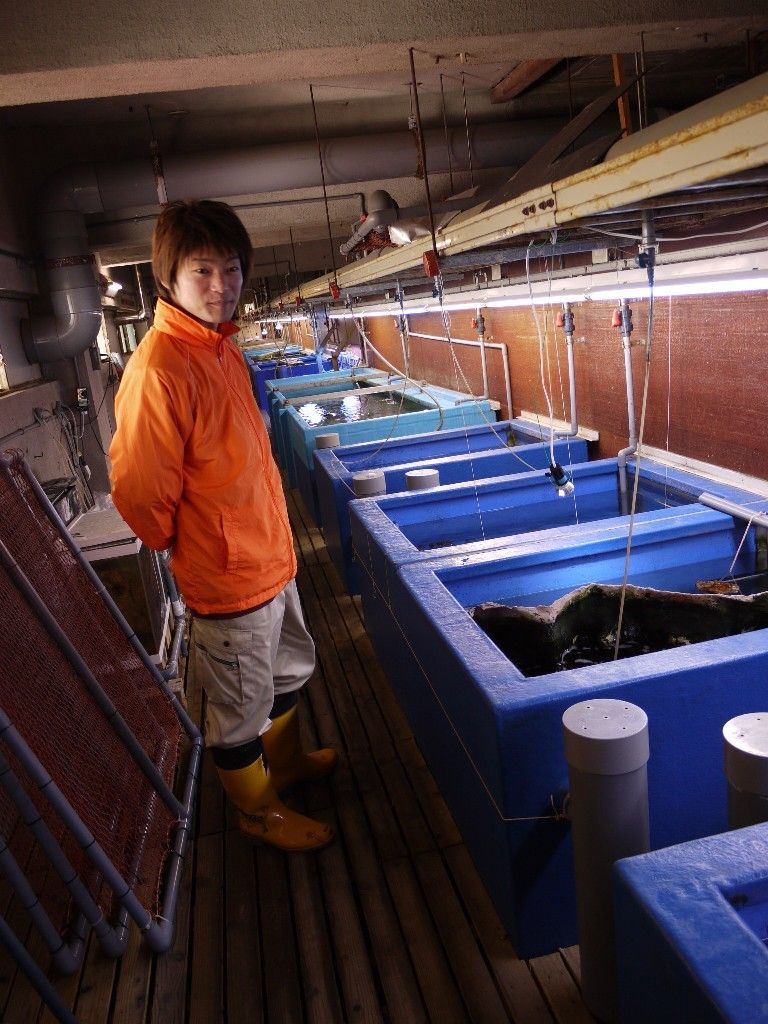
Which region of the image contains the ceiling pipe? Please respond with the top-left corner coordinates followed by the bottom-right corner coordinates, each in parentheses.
top-left (23, 119), bottom-right (563, 362)
top-left (21, 167), bottom-right (104, 363)
top-left (114, 264), bottom-right (150, 325)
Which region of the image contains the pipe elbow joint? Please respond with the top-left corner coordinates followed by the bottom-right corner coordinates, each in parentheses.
top-left (21, 307), bottom-right (103, 364)
top-left (616, 444), bottom-right (637, 468)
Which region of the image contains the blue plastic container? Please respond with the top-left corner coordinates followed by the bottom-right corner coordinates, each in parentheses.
top-left (354, 464), bottom-right (768, 956)
top-left (317, 422), bottom-right (587, 592)
top-left (287, 384), bottom-right (498, 524)
top-left (614, 825), bottom-right (768, 1023)
top-left (244, 352), bottom-right (332, 412)
top-left (265, 368), bottom-right (390, 482)
top-left (349, 455), bottom-right (654, 600)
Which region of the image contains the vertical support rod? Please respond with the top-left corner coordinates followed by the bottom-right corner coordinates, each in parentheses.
top-left (309, 83), bottom-right (339, 288)
top-left (289, 226), bottom-right (302, 301)
top-left (724, 713), bottom-right (768, 828)
top-left (460, 72), bottom-right (475, 189)
top-left (439, 74), bottom-right (455, 194)
top-left (563, 699), bottom-right (650, 1024)
top-left (407, 49), bottom-right (440, 268)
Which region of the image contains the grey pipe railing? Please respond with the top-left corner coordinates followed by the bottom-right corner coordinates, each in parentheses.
top-left (0, 714), bottom-right (194, 953)
top-left (0, 533), bottom-right (182, 818)
top-left (698, 492), bottom-right (768, 531)
top-left (408, 330), bottom-right (513, 418)
top-left (0, 751), bottom-right (126, 961)
top-left (0, 913), bottom-right (78, 1024)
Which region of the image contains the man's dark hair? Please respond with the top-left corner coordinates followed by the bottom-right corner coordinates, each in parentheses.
top-left (152, 199), bottom-right (253, 302)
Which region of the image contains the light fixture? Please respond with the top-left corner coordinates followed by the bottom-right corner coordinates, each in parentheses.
top-left (588, 271), bottom-right (768, 301)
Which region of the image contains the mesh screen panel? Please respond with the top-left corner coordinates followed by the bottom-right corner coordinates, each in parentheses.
top-left (0, 456), bottom-right (182, 919)
top-left (0, 751), bottom-right (85, 940)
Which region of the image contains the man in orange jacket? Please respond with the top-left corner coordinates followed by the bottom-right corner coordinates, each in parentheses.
top-left (109, 199), bottom-right (336, 851)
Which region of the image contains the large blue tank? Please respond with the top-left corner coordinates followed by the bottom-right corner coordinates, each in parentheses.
top-left (614, 825), bottom-right (768, 1023)
top-left (265, 368), bottom-right (391, 483)
top-left (353, 462), bottom-right (768, 957)
top-left (244, 351), bottom-right (332, 411)
top-left (316, 423), bottom-right (587, 592)
top-left (285, 382), bottom-right (499, 524)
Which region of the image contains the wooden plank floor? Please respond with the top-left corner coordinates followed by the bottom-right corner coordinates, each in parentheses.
top-left (0, 486), bottom-right (595, 1024)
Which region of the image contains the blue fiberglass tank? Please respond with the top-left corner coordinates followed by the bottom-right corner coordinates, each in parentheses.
top-left (350, 455), bottom-right (640, 600)
top-left (316, 422), bottom-right (588, 592)
top-left (285, 381), bottom-right (498, 525)
top-left (244, 351), bottom-right (333, 412)
top-left (614, 826), bottom-right (768, 1024)
top-left (265, 368), bottom-right (391, 482)
top-left (354, 461), bottom-right (768, 957)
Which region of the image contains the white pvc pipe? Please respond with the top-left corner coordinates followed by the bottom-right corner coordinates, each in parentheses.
top-left (698, 492), bottom-right (768, 531)
top-left (563, 699), bottom-right (650, 1024)
top-left (565, 334), bottom-right (578, 436)
top-left (406, 468), bottom-right (440, 491)
top-left (724, 713), bottom-right (768, 829)
top-left (352, 470), bottom-right (386, 497)
top-left (408, 331), bottom-right (513, 418)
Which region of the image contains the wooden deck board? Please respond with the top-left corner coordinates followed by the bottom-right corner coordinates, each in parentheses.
top-left (1, 484), bottom-right (595, 1024)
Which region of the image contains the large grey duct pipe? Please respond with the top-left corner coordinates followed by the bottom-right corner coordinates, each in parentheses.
top-left (23, 120), bottom-right (562, 363)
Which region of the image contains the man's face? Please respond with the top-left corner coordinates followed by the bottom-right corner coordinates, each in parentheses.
top-left (169, 249), bottom-right (243, 327)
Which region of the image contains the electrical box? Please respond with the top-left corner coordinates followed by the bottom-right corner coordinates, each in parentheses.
top-left (69, 504), bottom-right (171, 664)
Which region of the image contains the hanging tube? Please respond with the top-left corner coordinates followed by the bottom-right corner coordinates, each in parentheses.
top-left (615, 299), bottom-right (637, 514)
top-left (556, 303), bottom-right (579, 437)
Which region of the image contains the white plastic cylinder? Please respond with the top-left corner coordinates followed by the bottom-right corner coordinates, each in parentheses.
top-left (562, 699), bottom-right (650, 1024)
top-left (315, 432), bottom-right (340, 449)
top-left (352, 470), bottom-right (386, 498)
top-left (405, 468), bottom-right (440, 491)
top-left (724, 713), bottom-right (768, 828)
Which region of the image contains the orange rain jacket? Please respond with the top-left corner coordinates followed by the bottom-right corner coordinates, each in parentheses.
top-left (109, 300), bottom-right (296, 615)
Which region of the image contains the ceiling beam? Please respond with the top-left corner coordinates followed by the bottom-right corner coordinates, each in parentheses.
top-left (490, 59), bottom-right (562, 103)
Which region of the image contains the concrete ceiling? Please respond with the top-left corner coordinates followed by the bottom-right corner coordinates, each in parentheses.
top-left (1, 2), bottom-right (767, 285)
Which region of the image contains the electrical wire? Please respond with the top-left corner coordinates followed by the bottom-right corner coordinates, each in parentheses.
top-left (582, 217), bottom-right (768, 243)
top-left (612, 257), bottom-right (657, 661)
top-left (525, 243), bottom-right (557, 466)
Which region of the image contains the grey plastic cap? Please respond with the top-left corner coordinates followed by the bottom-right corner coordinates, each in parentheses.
top-left (315, 432), bottom-right (341, 449)
top-left (406, 468), bottom-right (440, 491)
top-left (724, 713), bottom-right (768, 796)
top-left (563, 699), bottom-right (649, 775)
top-left (352, 469), bottom-right (386, 498)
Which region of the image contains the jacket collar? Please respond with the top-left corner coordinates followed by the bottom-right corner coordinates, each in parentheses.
top-left (154, 298), bottom-right (240, 347)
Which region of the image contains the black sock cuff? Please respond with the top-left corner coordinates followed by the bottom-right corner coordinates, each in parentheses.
top-left (210, 736), bottom-right (263, 770)
top-left (270, 690), bottom-right (299, 719)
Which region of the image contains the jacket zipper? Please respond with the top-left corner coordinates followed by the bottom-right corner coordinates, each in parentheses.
top-left (219, 342), bottom-right (295, 554)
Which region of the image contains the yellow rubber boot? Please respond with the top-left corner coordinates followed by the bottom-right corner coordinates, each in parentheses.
top-left (216, 756), bottom-right (333, 851)
top-left (262, 705), bottom-right (339, 793)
